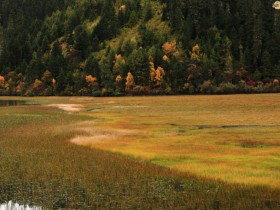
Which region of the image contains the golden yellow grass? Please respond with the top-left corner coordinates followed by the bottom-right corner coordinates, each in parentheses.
top-left (71, 94), bottom-right (280, 188)
top-left (1, 95), bottom-right (280, 208)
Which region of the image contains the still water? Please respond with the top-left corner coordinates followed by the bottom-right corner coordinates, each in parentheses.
top-left (0, 201), bottom-right (42, 210)
top-left (0, 100), bottom-right (26, 106)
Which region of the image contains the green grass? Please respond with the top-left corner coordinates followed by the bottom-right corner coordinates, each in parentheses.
top-left (0, 95), bottom-right (279, 209)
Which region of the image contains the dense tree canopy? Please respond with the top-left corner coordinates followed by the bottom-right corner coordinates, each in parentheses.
top-left (0, 0), bottom-right (279, 96)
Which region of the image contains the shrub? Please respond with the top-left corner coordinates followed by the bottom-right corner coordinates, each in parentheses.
top-left (216, 82), bottom-right (237, 94)
top-left (92, 89), bottom-right (101, 97)
top-left (237, 80), bottom-right (254, 93)
top-left (101, 88), bottom-right (115, 96)
top-left (199, 80), bottom-right (214, 94)
top-left (132, 85), bottom-right (146, 95)
top-left (183, 83), bottom-right (196, 94)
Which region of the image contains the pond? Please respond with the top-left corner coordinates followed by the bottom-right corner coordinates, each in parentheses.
top-left (0, 201), bottom-right (42, 210)
top-left (0, 100), bottom-right (26, 107)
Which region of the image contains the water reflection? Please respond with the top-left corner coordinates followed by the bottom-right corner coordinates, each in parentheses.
top-left (0, 201), bottom-right (42, 210)
top-left (0, 100), bottom-right (26, 106)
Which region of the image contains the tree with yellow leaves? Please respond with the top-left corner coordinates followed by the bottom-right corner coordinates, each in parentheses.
top-left (149, 61), bottom-right (156, 82)
top-left (149, 60), bottom-right (166, 88)
top-left (155, 66), bottom-right (165, 86)
top-left (187, 44), bottom-right (204, 89)
top-left (125, 72), bottom-right (135, 91)
top-left (115, 75), bottom-right (122, 83)
top-left (190, 44), bottom-right (202, 61)
top-left (115, 75), bottom-right (123, 91)
top-left (25, 79), bottom-right (44, 96)
top-left (41, 70), bottom-right (53, 86)
top-left (273, 1), bottom-right (280, 9)
top-left (86, 75), bottom-right (98, 89)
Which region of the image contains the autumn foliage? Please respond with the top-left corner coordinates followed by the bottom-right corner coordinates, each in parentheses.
top-left (125, 72), bottom-right (135, 91)
top-left (114, 54), bottom-right (126, 72)
top-left (190, 44), bottom-right (202, 61)
top-left (52, 78), bottom-right (56, 86)
top-left (42, 70), bottom-right (53, 85)
top-left (119, 5), bottom-right (126, 12)
top-left (150, 61), bottom-right (165, 87)
top-left (0, 0), bottom-right (279, 96)
top-left (162, 41), bottom-right (177, 56)
top-left (155, 67), bottom-right (165, 85)
top-left (149, 62), bottom-right (156, 82)
top-left (273, 1), bottom-right (280, 9)
top-left (86, 75), bottom-right (98, 88)
top-left (0, 76), bottom-right (4, 87)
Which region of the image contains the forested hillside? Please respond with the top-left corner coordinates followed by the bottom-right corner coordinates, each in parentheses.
top-left (0, 0), bottom-right (279, 96)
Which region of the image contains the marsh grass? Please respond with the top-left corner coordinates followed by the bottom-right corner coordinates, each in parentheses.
top-left (0, 96), bottom-right (279, 209)
top-left (73, 94), bottom-right (280, 188)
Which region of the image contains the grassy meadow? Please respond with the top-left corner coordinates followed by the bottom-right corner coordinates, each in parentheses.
top-left (0, 95), bottom-right (279, 209)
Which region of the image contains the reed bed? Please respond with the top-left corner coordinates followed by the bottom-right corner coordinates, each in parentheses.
top-left (0, 96), bottom-right (279, 209)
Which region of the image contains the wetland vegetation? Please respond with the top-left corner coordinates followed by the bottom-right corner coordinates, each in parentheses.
top-left (0, 95), bottom-right (279, 209)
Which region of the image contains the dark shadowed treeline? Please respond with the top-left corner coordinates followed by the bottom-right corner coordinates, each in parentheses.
top-left (0, 0), bottom-right (279, 96)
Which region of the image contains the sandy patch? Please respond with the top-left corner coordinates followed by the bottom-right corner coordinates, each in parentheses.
top-left (71, 127), bottom-right (136, 145)
top-left (47, 104), bottom-right (83, 112)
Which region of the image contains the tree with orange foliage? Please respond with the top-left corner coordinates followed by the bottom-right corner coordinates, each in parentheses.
top-left (0, 76), bottom-right (4, 88)
top-left (155, 66), bottom-right (165, 86)
top-left (119, 5), bottom-right (126, 12)
top-left (52, 78), bottom-right (56, 86)
top-left (150, 61), bottom-right (166, 87)
top-left (125, 72), bottom-right (135, 91)
top-left (162, 55), bottom-right (170, 63)
top-left (86, 75), bottom-right (98, 89)
top-left (273, 79), bottom-right (279, 86)
top-left (162, 41), bottom-right (177, 56)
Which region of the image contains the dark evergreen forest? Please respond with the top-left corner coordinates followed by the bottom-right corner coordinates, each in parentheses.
top-left (0, 0), bottom-right (279, 96)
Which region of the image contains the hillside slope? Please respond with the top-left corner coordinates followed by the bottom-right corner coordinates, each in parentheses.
top-left (0, 0), bottom-right (279, 96)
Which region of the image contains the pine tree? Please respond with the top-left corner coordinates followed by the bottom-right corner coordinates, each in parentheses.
top-left (127, 48), bottom-right (149, 86)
